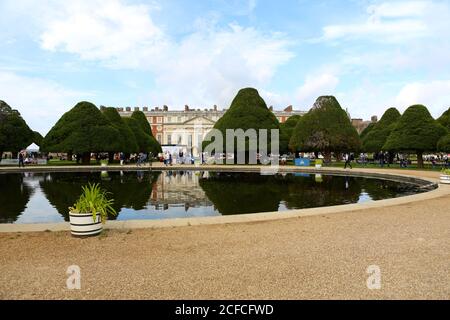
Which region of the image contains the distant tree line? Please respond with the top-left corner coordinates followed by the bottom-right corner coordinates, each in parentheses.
top-left (203, 88), bottom-right (449, 168)
top-left (287, 100), bottom-right (449, 168)
top-left (2, 91), bottom-right (450, 168)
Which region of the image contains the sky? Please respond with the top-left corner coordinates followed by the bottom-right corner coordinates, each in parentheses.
top-left (1, 0), bottom-right (450, 134)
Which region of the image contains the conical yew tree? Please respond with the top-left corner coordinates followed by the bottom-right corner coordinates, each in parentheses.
top-left (383, 104), bottom-right (447, 168)
top-left (203, 87), bottom-right (279, 163)
top-left (41, 101), bottom-right (121, 164)
top-left (289, 96), bottom-right (361, 161)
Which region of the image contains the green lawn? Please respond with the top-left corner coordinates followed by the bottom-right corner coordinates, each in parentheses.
top-left (326, 161), bottom-right (446, 171)
top-left (282, 159), bottom-right (446, 171)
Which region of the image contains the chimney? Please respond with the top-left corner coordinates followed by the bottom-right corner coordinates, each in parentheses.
top-left (126, 107), bottom-right (131, 112)
top-left (185, 105), bottom-right (189, 111)
top-left (371, 115), bottom-right (378, 123)
top-left (163, 105), bottom-right (168, 111)
top-left (134, 107), bottom-right (139, 111)
top-left (284, 105), bottom-right (293, 112)
top-left (213, 105), bottom-right (218, 111)
top-left (155, 107), bottom-right (159, 111)
top-left (269, 106), bottom-right (273, 111)
top-left (143, 107), bottom-right (148, 112)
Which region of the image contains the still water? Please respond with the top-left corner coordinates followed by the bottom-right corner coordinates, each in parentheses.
top-left (0, 170), bottom-right (427, 224)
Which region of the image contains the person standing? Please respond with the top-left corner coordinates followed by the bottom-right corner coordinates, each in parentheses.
top-left (344, 153), bottom-right (352, 169)
top-left (136, 152), bottom-right (142, 167)
top-left (163, 152), bottom-right (168, 166)
top-left (359, 152), bottom-right (365, 166)
top-left (120, 152), bottom-right (125, 166)
top-left (169, 153), bottom-right (173, 166)
top-left (18, 152), bottom-right (24, 168)
top-left (379, 151), bottom-right (385, 168)
top-left (385, 151), bottom-right (390, 167)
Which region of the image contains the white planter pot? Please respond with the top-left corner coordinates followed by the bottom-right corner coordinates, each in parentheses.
top-left (440, 174), bottom-right (450, 184)
top-left (315, 164), bottom-right (322, 169)
top-left (69, 212), bottom-right (102, 236)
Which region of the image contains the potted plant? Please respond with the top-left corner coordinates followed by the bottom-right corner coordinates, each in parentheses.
top-left (100, 159), bottom-right (108, 167)
top-left (69, 183), bottom-right (117, 236)
top-left (440, 168), bottom-right (450, 184)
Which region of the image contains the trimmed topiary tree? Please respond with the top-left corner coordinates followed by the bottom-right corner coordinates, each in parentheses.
top-left (131, 111), bottom-right (154, 137)
top-left (130, 110), bottom-right (161, 155)
top-left (437, 134), bottom-right (450, 153)
top-left (123, 117), bottom-right (161, 155)
top-left (0, 100), bottom-right (34, 158)
top-left (32, 131), bottom-right (44, 146)
top-left (359, 122), bottom-right (375, 140)
top-left (362, 107), bottom-right (401, 152)
top-left (41, 101), bottom-right (122, 164)
top-left (383, 104), bottom-right (447, 168)
top-left (102, 107), bottom-right (138, 161)
top-left (289, 96), bottom-right (361, 161)
top-left (279, 115), bottom-right (301, 155)
top-left (437, 107), bottom-right (450, 130)
top-left (203, 87), bottom-right (280, 163)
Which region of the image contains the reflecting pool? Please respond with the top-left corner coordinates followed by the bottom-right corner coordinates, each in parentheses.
top-left (0, 170), bottom-right (428, 223)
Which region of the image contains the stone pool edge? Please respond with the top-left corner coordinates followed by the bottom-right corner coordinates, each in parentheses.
top-left (0, 166), bottom-right (447, 233)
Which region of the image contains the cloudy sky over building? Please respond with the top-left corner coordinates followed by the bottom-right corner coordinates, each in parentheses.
top-left (1, 0), bottom-right (450, 134)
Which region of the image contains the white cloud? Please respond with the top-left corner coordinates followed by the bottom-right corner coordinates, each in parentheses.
top-left (0, 71), bottom-right (93, 134)
top-left (295, 74), bottom-right (339, 108)
top-left (395, 80), bottom-right (450, 117)
top-left (39, 0), bottom-right (167, 69)
top-left (31, 0), bottom-right (293, 108)
top-left (147, 24), bottom-right (293, 108)
top-left (320, 0), bottom-right (448, 42)
top-left (312, 0), bottom-right (450, 120)
top-left (336, 81), bottom-right (396, 120)
top-left (337, 79), bottom-right (450, 121)
top-left (367, 1), bottom-right (429, 18)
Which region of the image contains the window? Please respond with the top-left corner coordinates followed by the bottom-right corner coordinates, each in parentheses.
top-left (177, 135), bottom-right (182, 145)
top-left (157, 135), bottom-right (162, 143)
top-left (167, 134), bottom-right (172, 145)
top-left (177, 116), bottom-right (182, 123)
top-left (157, 117), bottom-right (162, 123)
top-left (188, 135), bottom-right (192, 147)
top-left (167, 116), bottom-right (171, 123)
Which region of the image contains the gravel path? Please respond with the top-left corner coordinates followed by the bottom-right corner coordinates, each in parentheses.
top-left (0, 169), bottom-right (449, 299)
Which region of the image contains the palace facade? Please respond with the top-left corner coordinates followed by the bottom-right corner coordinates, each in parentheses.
top-left (117, 104), bottom-right (306, 156)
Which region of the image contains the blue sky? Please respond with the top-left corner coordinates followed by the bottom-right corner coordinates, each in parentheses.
top-left (1, 0), bottom-right (450, 134)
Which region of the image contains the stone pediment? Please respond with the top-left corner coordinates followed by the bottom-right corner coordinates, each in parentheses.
top-left (182, 116), bottom-right (216, 125)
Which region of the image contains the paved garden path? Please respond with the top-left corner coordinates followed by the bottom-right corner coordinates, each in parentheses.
top-left (0, 168), bottom-right (449, 299)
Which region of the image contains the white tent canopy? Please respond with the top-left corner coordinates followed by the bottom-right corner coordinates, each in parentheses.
top-left (26, 143), bottom-right (40, 152)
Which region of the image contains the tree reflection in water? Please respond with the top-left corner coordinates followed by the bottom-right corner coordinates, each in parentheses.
top-left (0, 170), bottom-right (426, 223)
top-left (39, 171), bottom-right (160, 221)
top-left (0, 173), bottom-right (33, 223)
top-left (198, 172), bottom-right (363, 214)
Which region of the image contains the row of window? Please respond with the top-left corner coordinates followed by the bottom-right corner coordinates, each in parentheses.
top-left (149, 115), bottom-right (221, 124)
top-left (161, 134), bottom-right (204, 146)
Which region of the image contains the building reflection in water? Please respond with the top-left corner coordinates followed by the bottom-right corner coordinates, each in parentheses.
top-left (150, 171), bottom-right (215, 212)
